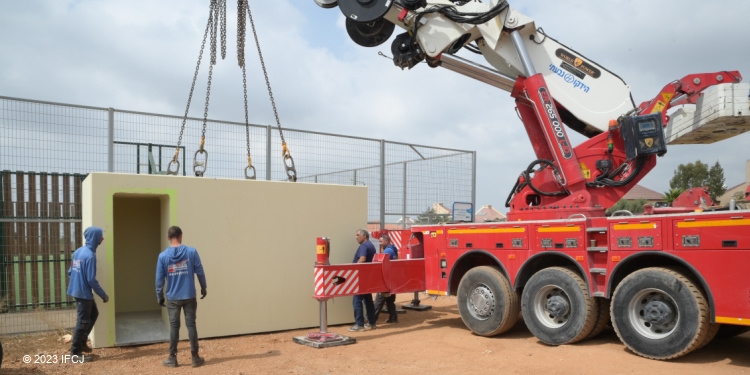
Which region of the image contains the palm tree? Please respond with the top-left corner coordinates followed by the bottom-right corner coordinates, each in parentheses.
top-left (664, 188), bottom-right (684, 204)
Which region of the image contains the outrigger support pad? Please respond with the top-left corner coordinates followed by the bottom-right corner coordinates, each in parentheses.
top-left (292, 299), bottom-right (356, 348)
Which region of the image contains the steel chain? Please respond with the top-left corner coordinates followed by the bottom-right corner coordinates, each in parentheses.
top-left (174, 0), bottom-right (291, 180)
top-left (246, 4), bottom-right (297, 181)
top-left (237, 0), bottom-right (246, 68)
top-left (242, 64), bottom-right (256, 179)
top-left (246, 4), bottom-right (283, 145)
top-left (220, 0), bottom-right (227, 60)
top-left (237, 0), bottom-right (254, 178)
top-left (194, 0), bottom-right (226, 177)
top-left (170, 0), bottom-right (216, 174)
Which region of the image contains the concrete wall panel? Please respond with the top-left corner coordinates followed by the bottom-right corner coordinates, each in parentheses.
top-left (82, 173), bottom-right (367, 347)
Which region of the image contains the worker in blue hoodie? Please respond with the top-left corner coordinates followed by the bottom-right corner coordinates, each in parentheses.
top-left (155, 225), bottom-right (207, 368)
top-left (374, 234), bottom-right (399, 323)
top-left (67, 226), bottom-right (108, 361)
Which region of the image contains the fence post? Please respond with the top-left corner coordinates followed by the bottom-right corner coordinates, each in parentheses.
top-left (74, 174), bottom-right (83, 249)
top-left (472, 151), bottom-right (477, 208)
top-left (0, 171), bottom-right (8, 304)
top-left (40, 172), bottom-right (51, 305)
top-left (402, 162), bottom-right (407, 229)
top-left (266, 125), bottom-right (272, 181)
top-left (380, 140), bottom-right (385, 232)
top-left (15, 172), bottom-right (27, 309)
top-left (108, 108), bottom-right (115, 172)
top-left (28, 173), bottom-right (40, 309)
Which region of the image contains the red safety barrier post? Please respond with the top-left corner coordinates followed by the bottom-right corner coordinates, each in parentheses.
top-left (293, 237), bottom-right (356, 348)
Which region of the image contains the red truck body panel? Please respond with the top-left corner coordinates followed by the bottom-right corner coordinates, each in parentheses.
top-left (314, 210), bottom-right (750, 326)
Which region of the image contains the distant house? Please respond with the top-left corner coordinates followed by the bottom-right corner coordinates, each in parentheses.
top-left (717, 160), bottom-right (750, 205)
top-left (367, 218), bottom-right (413, 234)
top-left (432, 203), bottom-right (452, 215)
top-left (397, 216), bottom-right (416, 225)
top-left (474, 204), bottom-right (506, 222)
top-left (719, 182), bottom-right (748, 205)
top-left (622, 184), bottom-right (665, 204)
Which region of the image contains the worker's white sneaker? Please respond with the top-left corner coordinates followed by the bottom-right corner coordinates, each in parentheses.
top-left (347, 325), bottom-right (364, 332)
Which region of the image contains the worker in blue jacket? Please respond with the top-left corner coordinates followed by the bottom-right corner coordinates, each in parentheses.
top-left (348, 228), bottom-right (377, 332)
top-left (155, 226), bottom-right (207, 368)
top-left (374, 234), bottom-right (399, 323)
top-left (67, 226), bottom-right (108, 361)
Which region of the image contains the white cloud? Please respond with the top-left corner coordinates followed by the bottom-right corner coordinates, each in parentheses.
top-left (1, 0), bottom-right (749, 208)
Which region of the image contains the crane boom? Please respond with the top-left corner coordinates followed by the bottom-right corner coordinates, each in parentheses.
top-left (314, 0), bottom-right (748, 219)
top-left (307, 1), bottom-right (750, 362)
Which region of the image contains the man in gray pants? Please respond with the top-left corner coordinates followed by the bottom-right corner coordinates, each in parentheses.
top-left (155, 226), bottom-right (207, 368)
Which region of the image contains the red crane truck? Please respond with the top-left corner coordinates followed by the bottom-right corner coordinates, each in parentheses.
top-left (310, 0), bottom-right (750, 360)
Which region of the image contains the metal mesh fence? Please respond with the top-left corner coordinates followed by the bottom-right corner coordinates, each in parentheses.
top-left (0, 95), bottom-right (475, 334)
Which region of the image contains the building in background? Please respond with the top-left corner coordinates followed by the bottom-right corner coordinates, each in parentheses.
top-left (718, 160), bottom-right (750, 205)
top-left (622, 185), bottom-right (665, 205)
top-left (474, 205), bottom-right (506, 222)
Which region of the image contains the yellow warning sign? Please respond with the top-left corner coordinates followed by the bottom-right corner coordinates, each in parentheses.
top-left (579, 163), bottom-right (591, 179)
top-left (652, 101), bottom-right (666, 114)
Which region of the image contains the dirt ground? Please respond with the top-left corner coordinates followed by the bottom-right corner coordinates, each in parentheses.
top-left (2, 294), bottom-right (750, 375)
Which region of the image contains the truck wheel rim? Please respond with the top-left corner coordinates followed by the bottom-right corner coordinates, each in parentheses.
top-left (627, 288), bottom-right (678, 339)
top-left (533, 285), bottom-right (570, 328)
top-left (468, 284), bottom-right (495, 320)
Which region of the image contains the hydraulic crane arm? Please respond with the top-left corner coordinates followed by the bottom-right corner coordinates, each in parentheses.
top-left (314, 0), bottom-right (746, 219)
top-left (337, 0), bottom-right (636, 138)
top-left (637, 71), bottom-right (742, 124)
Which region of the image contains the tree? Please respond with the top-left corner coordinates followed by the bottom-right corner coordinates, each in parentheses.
top-left (606, 199), bottom-right (648, 215)
top-left (706, 162), bottom-right (726, 201)
top-left (663, 188), bottom-right (684, 204)
top-left (415, 207), bottom-right (451, 225)
top-left (669, 160), bottom-right (726, 201)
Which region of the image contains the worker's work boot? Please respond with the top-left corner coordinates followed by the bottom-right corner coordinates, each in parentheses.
top-left (162, 354), bottom-right (177, 367)
top-left (191, 351), bottom-right (205, 368)
top-left (70, 351), bottom-right (93, 363)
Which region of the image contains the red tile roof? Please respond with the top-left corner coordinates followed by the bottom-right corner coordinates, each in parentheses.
top-left (432, 203), bottom-right (452, 215)
top-left (474, 205), bottom-right (506, 222)
top-left (622, 185), bottom-right (665, 201)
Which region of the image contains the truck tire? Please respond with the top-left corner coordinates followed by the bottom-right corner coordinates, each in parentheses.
top-left (610, 267), bottom-right (711, 360)
top-left (521, 267), bottom-right (597, 345)
top-left (457, 266), bottom-right (519, 337)
top-left (697, 323), bottom-right (720, 349)
top-left (586, 298), bottom-right (611, 340)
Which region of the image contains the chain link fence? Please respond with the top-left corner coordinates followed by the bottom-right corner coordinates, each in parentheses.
top-left (0, 95), bottom-right (475, 334)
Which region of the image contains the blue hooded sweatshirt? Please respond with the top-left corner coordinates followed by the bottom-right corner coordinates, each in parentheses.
top-left (155, 244), bottom-right (207, 300)
top-left (67, 227), bottom-right (108, 301)
top-left (382, 244), bottom-right (398, 260)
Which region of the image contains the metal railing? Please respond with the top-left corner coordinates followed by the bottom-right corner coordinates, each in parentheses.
top-left (0, 94), bottom-right (475, 334)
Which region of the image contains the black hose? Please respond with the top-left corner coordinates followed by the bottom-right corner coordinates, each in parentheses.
top-left (524, 159), bottom-right (568, 197)
top-left (410, 1), bottom-right (509, 50)
top-left (587, 155), bottom-right (647, 188)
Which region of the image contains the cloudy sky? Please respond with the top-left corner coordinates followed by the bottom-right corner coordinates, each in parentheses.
top-left (2, 0), bottom-right (749, 209)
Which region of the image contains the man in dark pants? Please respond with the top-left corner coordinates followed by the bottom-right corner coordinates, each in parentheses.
top-left (155, 226), bottom-right (207, 368)
top-left (348, 228), bottom-right (377, 332)
top-left (67, 226), bottom-right (109, 362)
top-left (374, 234), bottom-right (399, 323)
